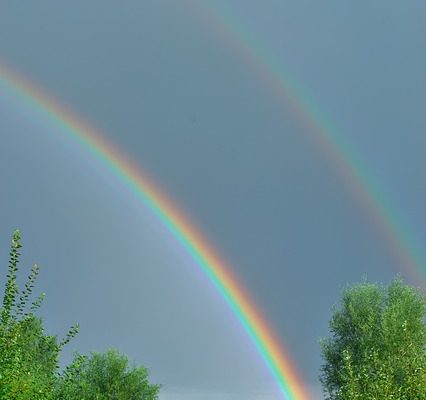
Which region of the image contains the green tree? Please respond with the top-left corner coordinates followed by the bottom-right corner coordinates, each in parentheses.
top-left (1, 230), bottom-right (160, 399)
top-left (0, 230), bottom-right (78, 400)
top-left (320, 278), bottom-right (426, 400)
top-left (56, 349), bottom-right (160, 400)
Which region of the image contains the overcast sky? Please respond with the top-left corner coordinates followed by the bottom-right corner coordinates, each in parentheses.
top-left (1, 1), bottom-right (425, 399)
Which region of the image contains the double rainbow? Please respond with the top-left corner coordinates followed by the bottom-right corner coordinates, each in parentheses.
top-left (1, 4), bottom-right (424, 399)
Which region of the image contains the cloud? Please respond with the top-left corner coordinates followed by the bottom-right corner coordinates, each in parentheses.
top-left (159, 387), bottom-right (277, 400)
top-left (159, 388), bottom-right (231, 400)
top-left (159, 384), bottom-right (325, 400)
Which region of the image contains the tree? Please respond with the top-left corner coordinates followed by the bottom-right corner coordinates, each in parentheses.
top-left (0, 230), bottom-right (160, 400)
top-left (56, 349), bottom-right (160, 400)
top-left (0, 230), bottom-right (78, 400)
top-left (320, 278), bottom-right (426, 400)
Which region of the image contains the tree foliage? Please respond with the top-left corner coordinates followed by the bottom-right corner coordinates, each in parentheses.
top-left (320, 278), bottom-right (426, 400)
top-left (56, 349), bottom-right (160, 400)
top-left (0, 230), bottom-right (160, 399)
top-left (0, 230), bottom-right (73, 399)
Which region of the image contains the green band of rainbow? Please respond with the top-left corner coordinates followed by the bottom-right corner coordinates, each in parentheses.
top-left (190, 0), bottom-right (425, 284)
top-left (0, 64), bottom-right (310, 400)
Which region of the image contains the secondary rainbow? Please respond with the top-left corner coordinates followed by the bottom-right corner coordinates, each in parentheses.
top-left (188, 0), bottom-right (426, 284)
top-left (0, 64), bottom-right (310, 399)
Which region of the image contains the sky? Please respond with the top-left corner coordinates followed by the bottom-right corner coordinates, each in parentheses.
top-left (1, 1), bottom-right (425, 399)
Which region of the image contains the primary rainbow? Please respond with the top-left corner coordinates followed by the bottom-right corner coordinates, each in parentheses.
top-left (189, 0), bottom-right (426, 284)
top-left (0, 64), bottom-right (310, 399)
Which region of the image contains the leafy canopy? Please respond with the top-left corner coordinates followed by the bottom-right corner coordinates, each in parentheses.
top-left (320, 278), bottom-right (426, 400)
top-left (0, 230), bottom-right (160, 400)
top-left (56, 349), bottom-right (160, 400)
top-left (0, 230), bottom-right (78, 399)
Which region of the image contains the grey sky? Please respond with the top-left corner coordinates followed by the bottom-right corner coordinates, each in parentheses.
top-left (1, 1), bottom-right (425, 399)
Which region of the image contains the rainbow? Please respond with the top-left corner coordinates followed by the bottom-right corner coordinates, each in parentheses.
top-left (188, 0), bottom-right (426, 284)
top-left (0, 64), bottom-right (310, 399)
top-left (1, 4), bottom-right (424, 397)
